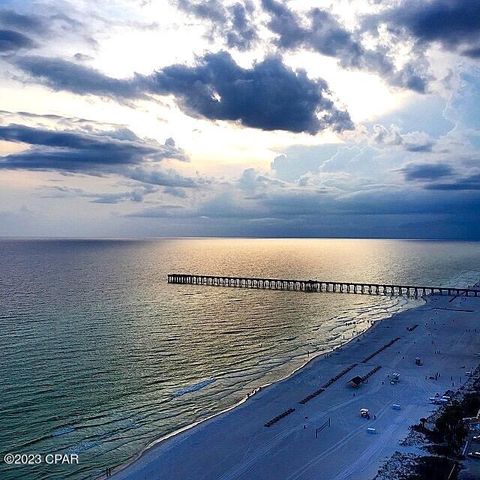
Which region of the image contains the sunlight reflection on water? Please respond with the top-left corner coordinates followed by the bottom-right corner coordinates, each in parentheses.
top-left (1, 238), bottom-right (479, 479)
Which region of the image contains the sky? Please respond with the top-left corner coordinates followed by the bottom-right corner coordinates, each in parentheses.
top-left (0, 0), bottom-right (479, 239)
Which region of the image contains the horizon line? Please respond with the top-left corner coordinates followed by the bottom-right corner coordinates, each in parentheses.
top-left (0, 235), bottom-right (479, 242)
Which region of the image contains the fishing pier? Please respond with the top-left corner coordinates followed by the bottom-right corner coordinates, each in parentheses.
top-left (167, 274), bottom-right (480, 298)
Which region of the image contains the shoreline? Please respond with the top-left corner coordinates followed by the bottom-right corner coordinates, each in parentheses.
top-left (107, 295), bottom-right (425, 479)
top-left (110, 289), bottom-right (480, 479)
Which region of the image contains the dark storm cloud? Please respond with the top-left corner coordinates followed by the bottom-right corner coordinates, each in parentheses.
top-left (123, 159), bottom-right (480, 239)
top-left (464, 47), bottom-right (480, 58)
top-left (13, 56), bottom-right (143, 99)
top-left (261, 0), bottom-right (303, 49)
top-left (262, 0), bottom-right (356, 55)
top-left (176, 0), bottom-right (258, 50)
top-left (375, 0), bottom-right (480, 59)
top-left (0, 29), bottom-right (35, 54)
top-left (127, 181), bottom-right (480, 239)
top-left (401, 161), bottom-right (480, 191)
top-left (0, 124), bottom-right (186, 172)
top-left (261, 0), bottom-right (429, 93)
top-left (424, 173), bottom-right (480, 191)
top-left (239, 185), bottom-right (480, 220)
top-left (226, 2), bottom-right (257, 50)
top-left (401, 162), bottom-right (454, 181)
top-left (334, 188), bottom-right (480, 219)
top-left (12, 52), bottom-right (353, 134)
top-left (148, 52), bottom-right (353, 133)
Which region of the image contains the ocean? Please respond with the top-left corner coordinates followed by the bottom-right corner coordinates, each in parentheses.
top-left (1, 238), bottom-right (479, 479)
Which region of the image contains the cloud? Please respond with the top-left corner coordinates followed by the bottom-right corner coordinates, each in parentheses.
top-left (261, 0), bottom-right (430, 93)
top-left (226, 2), bottom-right (257, 50)
top-left (262, 0), bottom-right (365, 63)
top-left (238, 167), bottom-right (285, 198)
top-left (0, 9), bottom-right (46, 35)
top-left (0, 29), bottom-right (35, 54)
top-left (73, 52), bottom-right (94, 62)
top-left (127, 166), bottom-right (203, 188)
top-left (42, 184), bottom-right (159, 204)
top-left (13, 56), bottom-right (143, 98)
top-left (0, 7), bottom-right (96, 49)
top-left (148, 51), bottom-right (353, 133)
top-left (163, 186), bottom-right (188, 198)
top-left (261, 0), bottom-right (304, 49)
top-left (91, 191), bottom-right (146, 203)
top-left (122, 156), bottom-right (480, 239)
top-left (464, 47), bottom-right (480, 58)
top-left (0, 123), bottom-right (204, 203)
top-left (176, 0), bottom-right (258, 50)
top-left (372, 124), bottom-right (403, 146)
top-left (375, 0), bottom-right (480, 59)
top-left (0, 109), bottom-right (129, 133)
top-left (372, 125), bottom-right (435, 152)
top-left (126, 203), bottom-right (189, 218)
top-left (401, 160), bottom-right (480, 191)
top-left (177, 0), bottom-right (227, 24)
top-left (424, 174), bottom-right (480, 191)
top-left (401, 162), bottom-right (454, 181)
top-left (12, 52), bottom-right (353, 134)
top-left (125, 177), bottom-right (480, 239)
top-left (271, 145), bottom-right (340, 182)
top-left (0, 124), bottom-right (187, 173)
top-left (404, 142), bottom-right (434, 153)
top-left (333, 187), bottom-right (480, 220)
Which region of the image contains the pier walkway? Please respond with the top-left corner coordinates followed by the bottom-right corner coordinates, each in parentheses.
top-left (167, 274), bottom-right (480, 298)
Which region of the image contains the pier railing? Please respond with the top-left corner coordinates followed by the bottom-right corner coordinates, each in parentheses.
top-left (167, 274), bottom-right (480, 298)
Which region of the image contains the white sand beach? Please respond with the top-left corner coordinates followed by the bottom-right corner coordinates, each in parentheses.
top-left (112, 293), bottom-right (480, 480)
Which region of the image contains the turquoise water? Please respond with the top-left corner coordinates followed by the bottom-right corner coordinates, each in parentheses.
top-left (1, 238), bottom-right (479, 479)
